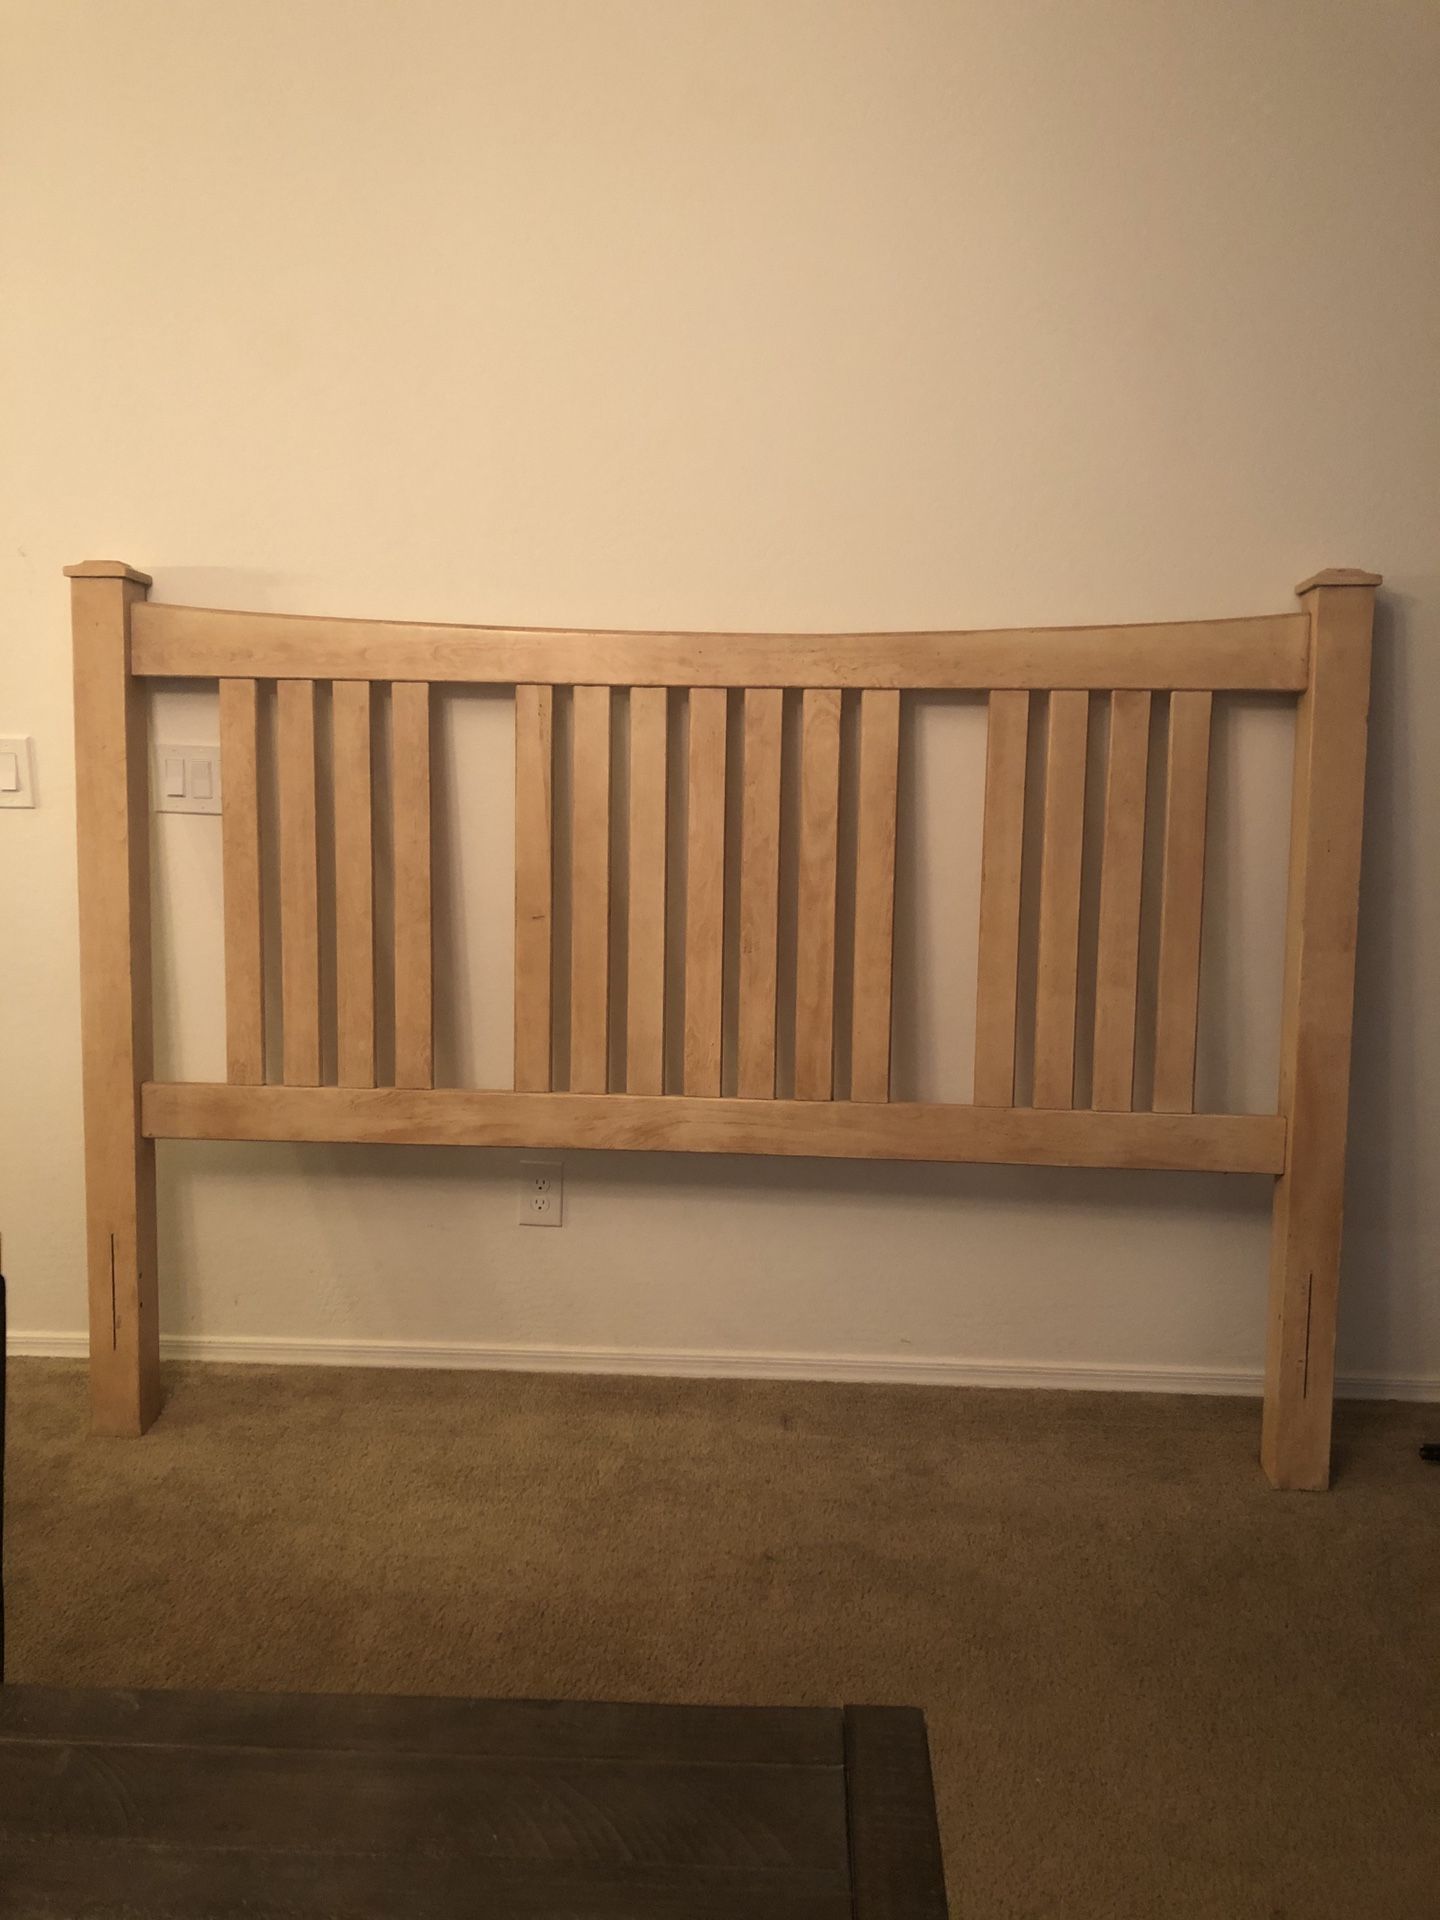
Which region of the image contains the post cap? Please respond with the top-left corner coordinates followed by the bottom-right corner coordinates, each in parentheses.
top-left (1294, 568), bottom-right (1382, 595)
top-left (63, 559), bottom-right (153, 585)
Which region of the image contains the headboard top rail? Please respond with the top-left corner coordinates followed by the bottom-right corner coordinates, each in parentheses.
top-left (126, 596), bottom-right (1311, 691)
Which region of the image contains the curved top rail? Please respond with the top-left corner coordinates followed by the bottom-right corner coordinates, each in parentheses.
top-left (127, 598), bottom-right (1311, 690)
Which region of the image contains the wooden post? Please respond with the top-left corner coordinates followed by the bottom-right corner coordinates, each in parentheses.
top-left (1261, 569), bottom-right (1380, 1489)
top-left (67, 559), bottom-right (162, 1436)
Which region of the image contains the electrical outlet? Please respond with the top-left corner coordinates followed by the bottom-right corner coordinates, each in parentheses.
top-left (518, 1160), bottom-right (564, 1227)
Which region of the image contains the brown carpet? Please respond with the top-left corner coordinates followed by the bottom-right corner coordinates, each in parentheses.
top-left (5, 1360), bottom-right (1437, 1918)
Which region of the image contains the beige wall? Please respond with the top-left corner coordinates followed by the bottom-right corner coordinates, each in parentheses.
top-left (2, 0), bottom-right (1436, 1394)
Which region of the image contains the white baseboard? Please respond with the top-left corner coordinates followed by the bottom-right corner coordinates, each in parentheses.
top-left (7, 1329), bottom-right (1438, 1402)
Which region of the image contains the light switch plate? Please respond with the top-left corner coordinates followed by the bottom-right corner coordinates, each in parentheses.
top-left (152, 744), bottom-right (221, 814)
top-left (0, 736), bottom-right (35, 807)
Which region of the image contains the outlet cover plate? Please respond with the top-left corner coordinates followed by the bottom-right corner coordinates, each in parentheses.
top-left (518, 1160), bottom-right (564, 1227)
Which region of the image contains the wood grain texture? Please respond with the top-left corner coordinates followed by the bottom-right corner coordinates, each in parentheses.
top-left (391, 682), bottom-right (433, 1089)
top-left (143, 1083), bottom-right (1286, 1174)
top-left (1262, 579), bottom-right (1377, 1489)
top-left (1032, 692), bottom-right (1089, 1110)
top-left (683, 689), bottom-right (727, 1095)
top-left (1152, 691), bottom-right (1213, 1113)
top-left (70, 570), bottom-right (160, 1436)
top-left (0, 1746), bottom-right (846, 1870)
top-left (0, 1849), bottom-right (854, 1920)
top-left (0, 1850), bottom-right (854, 1920)
top-left (1091, 691), bottom-right (1151, 1112)
top-left (974, 691), bottom-right (1030, 1106)
top-left (514, 686), bottom-right (554, 1093)
top-left (332, 681), bottom-right (375, 1089)
top-left (851, 691), bottom-right (901, 1102)
top-left (276, 679), bottom-right (321, 1088)
top-left (794, 690), bottom-right (842, 1100)
top-left (738, 689), bottom-right (784, 1099)
top-left (0, 1687), bottom-right (864, 1920)
top-left (219, 678), bottom-right (264, 1086)
top-left (0, 1688), bottom-right (843, 1767)
top-left (133, 598), bottom-right (1311, 691)
top-left (570, 686), bottom-right (612, 1093)
top-left (626, 687), bottom-right (668, 1095)
top-left (843, 1708), bottom-right (950, 1919)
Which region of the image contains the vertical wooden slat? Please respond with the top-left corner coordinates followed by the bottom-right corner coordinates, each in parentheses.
top-left (626, 687), bottom-right (668, 1094)
top-left (332, 681), bottom-right (375, 1089)
top-left (794, 688), bottom-right (842, 1100)
top-left (1262, 571), bottom-right (1379, 1490)
top-left (850, 689), bottom-right (901, 1102)
top-left (391, 681), bottom-right (433, 1090)
top-left (219, 677), bottom-right (264, 1086)
top-left (67, 560), bottom-right (160, 1437)
top-left (277, 678), bottom-right (321, 1087)
top-left (737, 688), bottom-right (784, 1099)
top-left (1152, 691), bottom-right (1213, 1112)
top-left (1032, 691), bottom-right (1089, 1110)
top-left (570, 685), bottom-right (611, 1093)
top-left (973, 691), bottom-right (1030, 1106)
top-left (683, 688), bottom-right (727, 1096)
top-left (1091, 690), bottom-right (1151, 1111)
top-left (514, 685), bottom-right (554, 1092)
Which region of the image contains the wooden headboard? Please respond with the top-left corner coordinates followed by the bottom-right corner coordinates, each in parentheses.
top-left (67, 561), bottom-right (1380, 1487)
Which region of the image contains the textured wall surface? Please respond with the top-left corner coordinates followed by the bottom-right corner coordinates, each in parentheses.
top-left (1, 0), bottom-right (1436, 1392)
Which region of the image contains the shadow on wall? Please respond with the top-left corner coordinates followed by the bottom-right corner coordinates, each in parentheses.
top-left (1339, 584), bottom-right (1426, 1373)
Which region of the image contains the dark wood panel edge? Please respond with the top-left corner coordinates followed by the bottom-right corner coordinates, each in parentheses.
top-left (843, 1707), bottom-right (949, 1918)
top-left (0, 1686), bottom-right (844, 1769)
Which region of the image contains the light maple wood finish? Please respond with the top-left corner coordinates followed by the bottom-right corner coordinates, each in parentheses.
top-left (65, 559), bottom-right (154, 583)
top-left (1152, 692), bottom-right (1214, 1112)
top-left (1261, 574), bottom-right (1379, 1490)
top-left (68, 563), bottom-right (161, 1436)
top-left (1032, 692), bottom-right (1090, 1109)
top-left (332, 681), bottom-right (376, 1089)
top-left (513, 685), bottom-right (554, 1093)
top-left (737, 689), bottom-right (784, 1099)
top-left (276, 679), bottom-right (321, 1087)
top-left (850, 691), bottom-right (901, 1102)
top-left (219, 678), bottom-right (264, 1086)
top-left (683, 689), bottom-right (728, 1096)
top-left (1091, 691), bottom-right (1151, 1111)
top-left (626, 687), bottom-right (668, 1095)
top-left (391, 682), bottom-right (434, 1090)
top-left (570, 686), bottom-right (612, 1093)
top-left (794, 689), bottom-right (843, 1100)
top-left (78, 565), bottom-right (1382, 1488)
top-left (973, 691), bottom-right (1031, 1106)
top-left (143, 1082), bottom-right (1286, 1176)
top-left (132, 599), bottom-right (1311, 692)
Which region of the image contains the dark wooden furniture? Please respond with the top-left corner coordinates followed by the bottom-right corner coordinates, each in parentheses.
top-left (0, 1686), bottom-right (948, 1917)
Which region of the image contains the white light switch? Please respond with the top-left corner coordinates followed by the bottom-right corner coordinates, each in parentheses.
top-left (0, 737), bottom-right (35, 808)
top-left (153, 745), bottom-right (221, 815)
